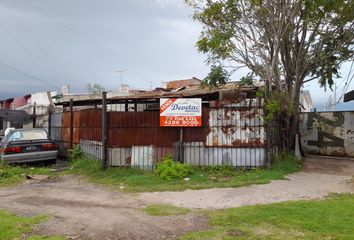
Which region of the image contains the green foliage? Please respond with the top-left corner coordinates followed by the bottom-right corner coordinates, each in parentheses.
top-left (143, 204), bottom-right (190, 216)
top-left (239, 73), bottom-right (255, 86)
top-left (264, 91), bottom-right (297, 122)
top-left (272, 151), bottom-right (301, 173)
top-left (69, 145), bottom-right (83, 161)
top-left (201, 65), bottom-right (230, 88)
top-left (256, 88), bottom-right (265, 98)
top-left (155, 155), bottom-right (194, 180)
top-left (189, 0), bottom-right (354, 96)
top-left (69, 156), bottom-right (300, 192)
top-left (182, 193), bottom-right (354, 239)
top-left (201, 165), bottom-right (244, 178)
top-left (0, 210), bottom-right (48, 240)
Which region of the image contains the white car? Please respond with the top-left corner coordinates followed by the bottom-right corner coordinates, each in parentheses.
top-left (0, 128), bottom-right (58, 163)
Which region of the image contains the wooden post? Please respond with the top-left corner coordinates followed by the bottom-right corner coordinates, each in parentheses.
top-left (102, 92), bottom-right (108, 169)
top-left (69, 99), bottom-right (74, 150)
top-left (48, 107), bottom-right (52, 138)
top-left (32, 102), bottom-right (36, 128)
top-left (125, 99), bottom-right (129, 112)
top-left (134, 100), bottom-right (137, 112)
top-left (179, 127), bottom-right (184, 162)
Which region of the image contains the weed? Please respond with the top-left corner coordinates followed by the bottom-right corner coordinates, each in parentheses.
top-left (155, 155), bottom-right (194, 180)
top-left (69, 145), bottom-right (83, 161)
top-left (143, 204), bottom-right (190, 216)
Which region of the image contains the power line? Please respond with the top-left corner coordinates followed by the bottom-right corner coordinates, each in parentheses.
top-left (0, 0), bottom-right (83, 84)
top-left (22, 0), bottom-right (122, 58)
top-left (0, 60), bottom-right (60, 90)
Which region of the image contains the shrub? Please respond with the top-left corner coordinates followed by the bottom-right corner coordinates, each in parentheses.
top-left (69, 145), bottom-right (83, 161)
top-left (155, 155), bottom-right (194, 180)
top-left (202, 165), bottom-right (242, 177)
top-left (273, 151), bottom-right (300, 164)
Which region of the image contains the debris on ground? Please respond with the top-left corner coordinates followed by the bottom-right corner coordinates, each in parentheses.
top-left (26, 175), bottom-right (50, 181)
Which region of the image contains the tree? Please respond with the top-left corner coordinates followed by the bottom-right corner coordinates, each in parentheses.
top-left (187, 0), bottom-right (354, 150)
top-left (202, 64), bottom-right (230, 88)
top-left (86, 83), bottom-right (105, 96)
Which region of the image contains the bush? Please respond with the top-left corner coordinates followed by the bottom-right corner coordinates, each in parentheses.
top-left (202, 165), bottom-right (242, 177)
top-left (69, 145), bottom-right (83, 161)
top-left (273, 151), bottom-right (300, 164)
top-left (155, 155), bottom-right (194, 180)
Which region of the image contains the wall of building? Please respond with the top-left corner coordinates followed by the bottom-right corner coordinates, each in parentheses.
top-left (299, 111), bottom-right (354, 157)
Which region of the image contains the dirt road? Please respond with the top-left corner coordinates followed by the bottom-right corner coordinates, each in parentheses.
top-left (140, 157), bottom-right (354, 209)
top-left (0, 156), bottom-right (353, 239)
top-left (0, 175), bottom-right (206, 240)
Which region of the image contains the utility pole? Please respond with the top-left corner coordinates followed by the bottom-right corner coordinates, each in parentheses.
top-left (333, 83), bottom-right (337, 111)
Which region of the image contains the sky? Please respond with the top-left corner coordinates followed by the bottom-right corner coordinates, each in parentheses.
top-left (0, 0), bottom-right (353, 109)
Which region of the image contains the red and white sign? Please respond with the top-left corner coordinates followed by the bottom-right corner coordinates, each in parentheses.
top-left (160, 98), bottom-right (202, 127)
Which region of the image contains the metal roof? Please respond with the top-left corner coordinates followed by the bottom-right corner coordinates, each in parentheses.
top-left (55, 83), bottom-right (258, 107)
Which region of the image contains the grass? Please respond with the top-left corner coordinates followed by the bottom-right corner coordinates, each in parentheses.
top-left (0, 209), bottom-right (66, 240)
top-left (68, 153), bottom-right (301, 192)
top-left (143, 204), bottom-right (190, 216)
top-left (181, 193), bottom-right (354, 240)
top-left (0, 161), bottom-right (59, 186)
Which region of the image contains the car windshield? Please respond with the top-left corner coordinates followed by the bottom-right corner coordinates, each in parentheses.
top-left (7, 129), bottom-right (48, 142)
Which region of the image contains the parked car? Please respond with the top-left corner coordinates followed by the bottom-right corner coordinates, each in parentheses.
top-left (0, 128), bottom-right (58, 164)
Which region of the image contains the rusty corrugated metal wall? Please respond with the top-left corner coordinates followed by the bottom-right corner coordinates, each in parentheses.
top-left (299, 111), bottom-right (354, 157)
top-left (57, 100), bottom-right (267, 167)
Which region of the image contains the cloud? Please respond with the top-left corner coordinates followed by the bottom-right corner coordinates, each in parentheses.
top-left (155, 17), bottom-right (202, 47)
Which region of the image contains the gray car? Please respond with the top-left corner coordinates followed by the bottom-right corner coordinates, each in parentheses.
top-left (0, 128), bottom-right (58, 163)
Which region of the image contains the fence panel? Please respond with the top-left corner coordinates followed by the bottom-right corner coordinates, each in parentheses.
top-left (58, 100), bottom-right (267, 168)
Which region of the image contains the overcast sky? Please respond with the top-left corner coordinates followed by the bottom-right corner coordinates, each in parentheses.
top-left (0, 0), bottom-right (353, 109)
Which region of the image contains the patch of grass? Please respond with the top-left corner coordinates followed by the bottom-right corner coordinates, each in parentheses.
top-left (181, 194), bottom-right (354, 240)
top-left (0, 210), bottom-right (47, 240)
top-left (0, 162), bottom-right (57, 186)
top-left (0, 209), bottom-right (66, 240)
top-left (69, 152), bottom-right (301, 192)
top-left (143, 204), bottom-right (190, 216)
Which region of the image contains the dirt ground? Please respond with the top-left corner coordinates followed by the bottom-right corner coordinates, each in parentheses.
top-left (140, 156), bottom-right (354, 209)
top-left (0, 156), bottom-right (353, 239)
top-left (0, 175), bottom-right (207, 240)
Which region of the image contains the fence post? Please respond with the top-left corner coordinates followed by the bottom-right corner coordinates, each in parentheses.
top-left (69, 99), bottom-right (74, 150)
top-left (48, 108), bottom-right (52, 138)
top-left (32, 102), bottom-right (36, 128)
top-left (179, 127), bottom-right (184, 162)
top-left (102, 92), bottom-right (108, 169)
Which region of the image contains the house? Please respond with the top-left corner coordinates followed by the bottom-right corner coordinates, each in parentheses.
top-left (344, 89), bottom-right (354, 102)
top-left (164, 77), bottom-right (202, 90)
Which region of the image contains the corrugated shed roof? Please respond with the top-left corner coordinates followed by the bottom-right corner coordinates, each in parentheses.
top-left (56, 83), bottom-right (257, 106)
top-left (166, 78), bottom-right (202, 89)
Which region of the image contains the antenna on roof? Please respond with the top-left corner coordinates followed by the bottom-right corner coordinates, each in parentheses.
top-left (114, 69), bottom-right (128, 86)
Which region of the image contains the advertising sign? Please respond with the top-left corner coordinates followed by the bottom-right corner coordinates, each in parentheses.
top-left (160, 98), bottom-right (202, 127)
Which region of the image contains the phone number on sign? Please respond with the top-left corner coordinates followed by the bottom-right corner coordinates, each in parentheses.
top-left (162, 117), bottom-right (200, 126)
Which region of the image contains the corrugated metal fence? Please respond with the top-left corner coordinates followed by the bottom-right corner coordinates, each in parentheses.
top-left (48, 100), bottom-right (267, 169)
